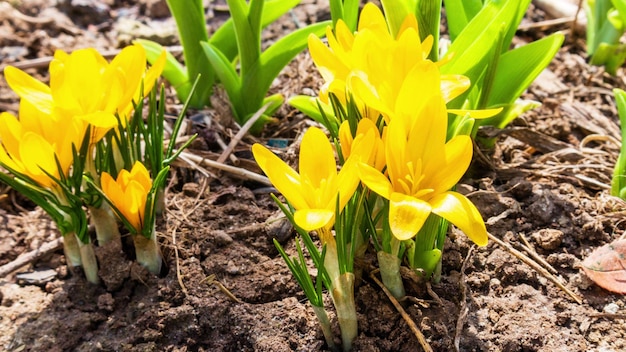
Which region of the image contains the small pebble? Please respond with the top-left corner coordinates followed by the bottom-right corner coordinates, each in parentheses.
top-left (213, 230), bottom-right (233, 246)
top-left (603, 303), bottom-right (619, 314)
top-left (225, 260), bottom-right (239, 275)
top-left (532, 229), bottom-right (563, 250)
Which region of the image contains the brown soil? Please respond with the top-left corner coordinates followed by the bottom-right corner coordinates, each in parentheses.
top-left (1, 1), bottom-right (626, 351)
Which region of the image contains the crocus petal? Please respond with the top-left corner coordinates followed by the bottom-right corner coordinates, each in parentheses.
top-left (126, 180), bottom-right (148, 231)
top-left (389, 192), bottom-right (432, 240)
top-left (81, 111), bottom-right (119, 144)
top-left (431, 191), bottom-right (488, 246)
top-left (358, 3), bottom-right (389, 35)
top-left (4, 66), bottom-right (54, 115)
top-left (252, 143), bottom-right (308, 210)
top-left (129, 161), bottom-right (152, 191)
top-left (440, 74), bottom-right (470, 103)
top-left (299, 127), bottom-right (337, 188)
top-left (20, 132), bottom-right (58, 187)
top-left (335, 157), bottom-right (361, 210)
top-left (423, 135), bottom-right (473, 194)
top-left (0, 112), bottom-right (23, 157)
top-left (294, 209), bottom-right (335, 232)
top-left (358, 162), bottom-right (393, 199)
top-left (448, 107), bottom-right (503, 119)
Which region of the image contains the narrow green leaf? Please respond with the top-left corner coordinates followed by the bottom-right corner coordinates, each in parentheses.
top-left (441, 0), bottom-right (521, 77)
top-left (487, 33), bottom-right (564, 108)
top-left (135, 39), bottom-right (188, 88)
top-left (226, 0), bottom-right (261, 79)
top-left (443, 0), bottom-right (483, 41)
top-left (380, 0), bottom-right (414, 38)
top-left (210, 0), bottom-right (300, 60)
top-left (249, 21), bottom-right (330, 111)
top-left (612, 88), bottom-right (626, 197)
top-left (166, 0), bottom-right (214, 107)
top-left (200, 42), bottom-right (244, 121)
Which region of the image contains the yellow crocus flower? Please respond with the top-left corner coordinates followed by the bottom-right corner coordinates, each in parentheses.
top-left (358, 69), bottom-right (487, 246)
top-left (308, 3), bottom-right (469, 122)
top-left (252, 127), bottom-right (374, 233)
top-left (0, 105), bottom-right (83, 190)
top-left (101, 161), bottom-right (152, 233)
top-left (4, 44), bottom-right (166, 144)
top-left (338, 118), bottom-right (385, 171)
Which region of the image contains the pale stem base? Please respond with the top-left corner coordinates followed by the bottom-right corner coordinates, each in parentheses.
top-left (377, 251), bottom-right (406, 299)
top-left (78, 237), bottom-right (100, 284)
top-left (133, 232), bottom-right (162, 275)
top-left (62, 231), bottom-right (82, 267)
top-left (312, 305), bottom-right (338, 351)
top-left (331, 273), bottom-right (358, 352)
top-left (89, 204), bottom-right (121, 246)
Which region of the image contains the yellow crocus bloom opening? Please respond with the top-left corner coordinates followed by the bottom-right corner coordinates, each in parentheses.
top-left (0, 106), bottom-right (83, 190)
top-left (308, 3), bottom-right (470, 122)
top-left (101, 161), bottom-right (152, 233)
top-left (252, 127), bottom-right (374, 232)
top-left (4, 43), bottom-right (166, 145)
top-left (358, 67), bottom-right (488, 246)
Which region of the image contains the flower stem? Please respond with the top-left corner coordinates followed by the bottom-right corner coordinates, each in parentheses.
top-left (319, 227), bottom-right (357, 351)
top-left (78, 237), bottom-right (100, 284)
top-left (331, 273), bottom-right (357, 352)
top-left (133, 229), bottom-right (162, 275)
top-left (89, 203), bottom-right (121, 246)
top-left (377, 250), bottom-right (405, 299)
top-left (312, 305), bottom-right (338, 352)
top-left (62, 231), bottom-right (83, 267)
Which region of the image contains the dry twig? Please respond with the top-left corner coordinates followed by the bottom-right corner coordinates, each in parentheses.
top-left (370, 270), bottom-right (434, 352)
top-left (487, 232), bottom-right (583, 304)
top-left (454, 246), bottom-right (475, 352)
top-left (216, 103), bottom-right (269, 164)
top-left (0, 237), bottom-right (63, 278)
top-left (178, 150), bottom-right (271, 185)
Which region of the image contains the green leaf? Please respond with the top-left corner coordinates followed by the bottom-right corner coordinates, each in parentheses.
top-left (612, 88), bottom-right (626, 197)
top-left (210, 0), bottom-right (300, 60)
top-left (250, 21), bottom-right (329, 110)
top-left (443, 0), bottom-right (484, 41)
top-left (380, 0), bottom-right (415, 38)
top-left (166, 0), bottom-right (214, 107)
top-left (201, 42), bottom-right (244, 121)
top-left (135, 39), bottom-right (188, 88)
top-left (441, 0), bottom-right (528, 78)
top-left (227, 0), bottom-right (262, 79)
top-left (486, 33), bottom-right (564, 111)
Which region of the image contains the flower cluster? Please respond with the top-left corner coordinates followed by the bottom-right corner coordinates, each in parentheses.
top-left (0, 44), bottom-right (169, 283)
top-left (254, 4), bottom-right (494, 350)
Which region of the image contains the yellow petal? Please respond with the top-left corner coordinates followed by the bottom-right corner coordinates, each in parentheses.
top-left (335, 156), bottom-right (361, 210)
top-left (294, 209), bottom-right (335, 232)
top-left (299, 127), bottom-right (336, 188)
top-left (358, 162), bottom-right (393, 199)
top-left (430, 191), bottom-right (487, 246)
top-left (338, 120), bottom-right (353, 159)
top-left (389, 192), bottom-right (432, 240)
top-left (20, 132), bottom-right (58, 187)
top-left (423, 135), bottom-right (473, 194)
top-left (440, 74), bottom-right (470, 103)
top-left (101, 171), bottom-right (122, 202)
top-left (358, 3), bottom-right (388, 35)
top-left (129, 161), bottom-right (152, 191)
top-left (4, 66), bottom-right (54, 115)
top-left (252, 143), bottom-right (308, 210)
top-left (0, 112), bottom-right (23, 158)
top-left (126, 180), bottom-right (148, 231)
top-left (138, 48), bottom-right (167, 101)
top-left (448, 107), bottom-right (504, 119)
top-left (80, 111), bottom-right (119, 144)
